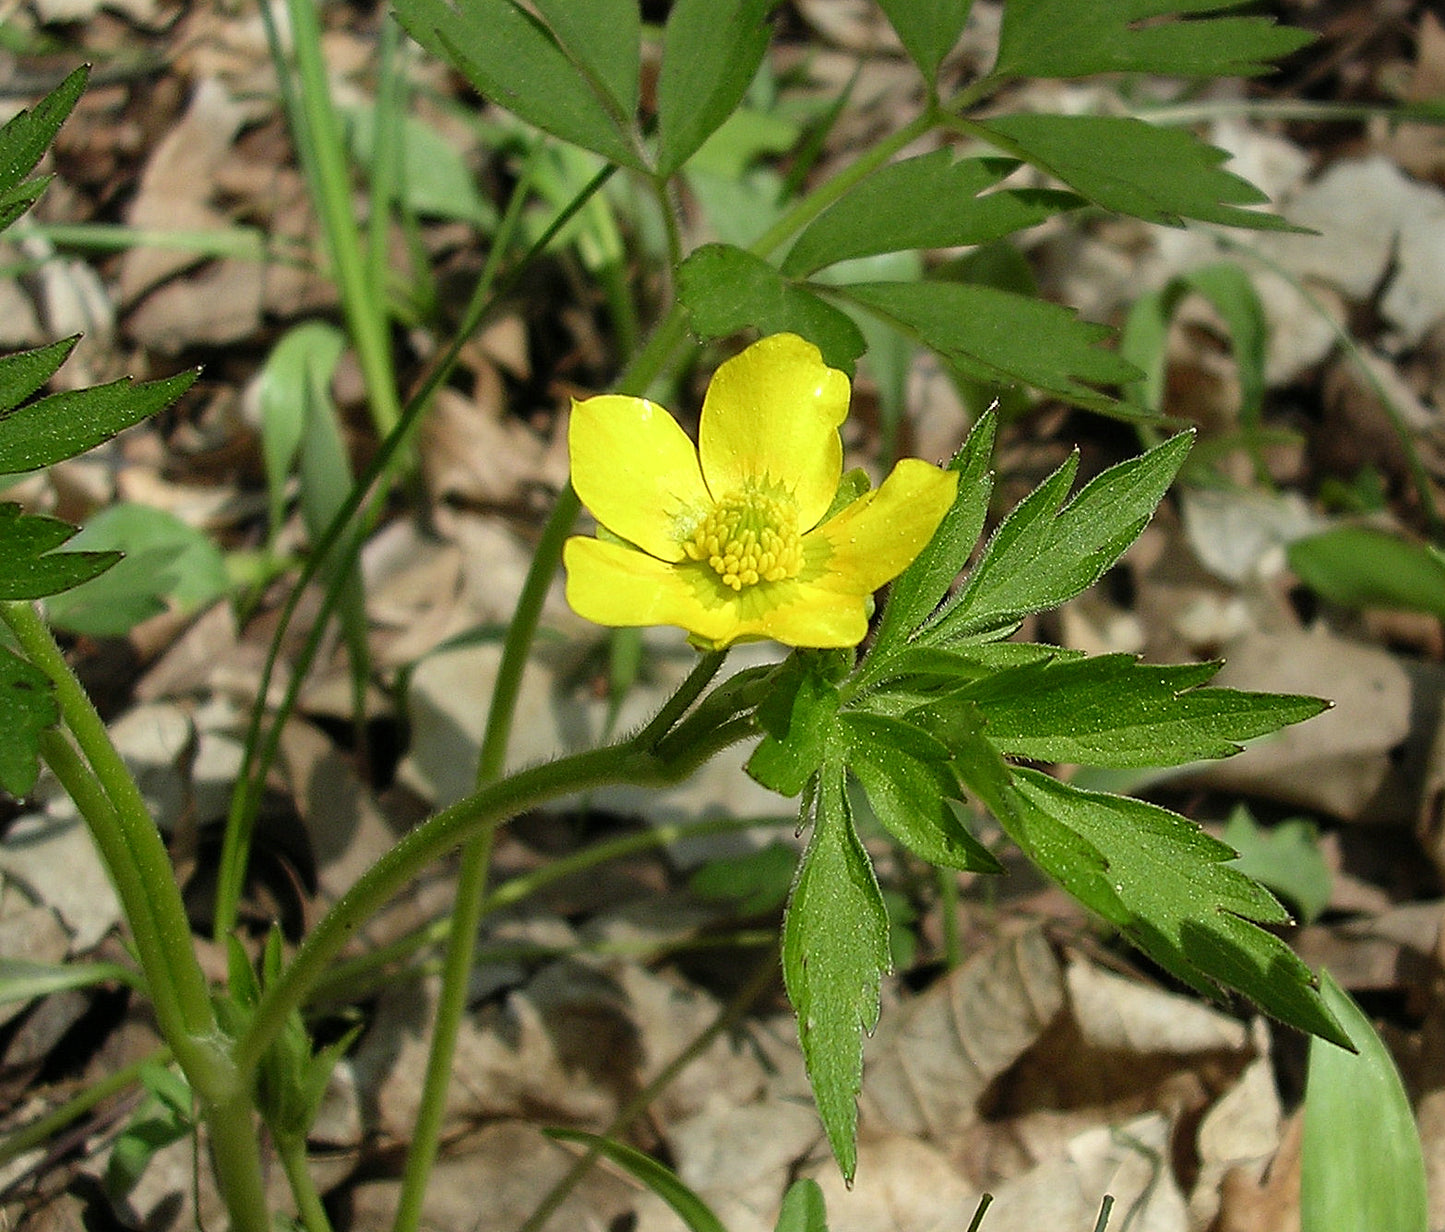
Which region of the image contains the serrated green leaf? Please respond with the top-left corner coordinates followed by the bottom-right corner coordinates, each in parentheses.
top-left (0, 337), bottom-right (75, 412)
top-left (838, 713), bottom-right (1001, 872)
top-left (677, 243), bottom-right (866, 372)
top-left (774, 1178), bottom-right (829, 1232)
top-left (0, 504), bottom-right (120, 599)
top-left (1222, 806), bottom-right (1331, 925)
top-left (747, 654), bottom-right (841, 797)
top-left (547, 1130), bottom-right (729, 1232)
top-left (950, 653), bottom-right (1327, 767)
top-left (656, 0), bottom-right (772, 177)
top-left (931, 431), bottom-right (1193, 641)
top-left (782, 763), bottom-right (889, 1182)
top-left (1302, 972), bottom-right (1427, 1232)
top-left (876, 0), bottom-right (973, 87)
top-left (835, 280), bottom-right (1139, 412)
top-left (972, 114), bottom-right (1302, 231)
top-left (783, 152), bottom-right (1080, 277)
top-left (871, 406), bottom-right (996, 655)
top-left (393, 0), bottom-right (642, 169)
top-left (1009, 771), bottom-right (1350, 1046)
top-left (1288, 525), bottom-right (1445, 620)
top-left (0, 644), bottom-right (55, 796)
top-left (994, 0), bottom-right (1313, 80)
top-left (0, 369), bottom-right (198, 475)
top-left (43, 503), bottom-right (229, 637)
top-left (0, 65), bottom-right (87, 214)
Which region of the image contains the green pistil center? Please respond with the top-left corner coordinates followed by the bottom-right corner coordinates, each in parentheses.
top-left (683, 484), bottom-right (803, 590)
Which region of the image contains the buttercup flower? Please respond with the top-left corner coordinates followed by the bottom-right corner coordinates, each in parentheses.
top-left (563, 333), bottom-right (959, 649)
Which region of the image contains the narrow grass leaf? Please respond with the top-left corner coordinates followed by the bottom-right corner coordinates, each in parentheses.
top-left (837, 280), bottom-right (1139, 412)
top-left (0, 958), bottom-right (138, 1007)
top-left (783, 152), bottom-right (1080, 277)
top-left (546, 1130), bottom-right (729, 1232)
top-left (656, 0), bottom-right (772, 177)
top-left (774, 1178), bottom-right (829, 1232)
top-left (994, 0), bottom-right (1313, 80)
top-left (783, 763), bottom-right (889, 1181)
top-left (1302, 972), bottom-right (1427, 1232)
top-left (973, 114), bottom-right (1304, 231)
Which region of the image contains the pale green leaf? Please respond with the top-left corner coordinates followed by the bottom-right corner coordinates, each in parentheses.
top-left (782, 763), bottom-right (889, 1181)
top-left (1302, 972), bottom-right (1427, 1232)
top-left (774, 1178), bottom-right (829, 1232)
top-left (973, 114), bottom-right (1302, 231)
top-left (994, 0), bottom-right (1313, 80)
top-left (1222, 806), bottom-right (1332, 925)
top-left (1288, 526), bottom-right (1445, 620)
top-left (783, 152), bottom-right (1080, 277)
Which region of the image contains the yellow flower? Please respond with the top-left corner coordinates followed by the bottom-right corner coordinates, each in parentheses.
top-left (563, 334), bottom-right (959, 649)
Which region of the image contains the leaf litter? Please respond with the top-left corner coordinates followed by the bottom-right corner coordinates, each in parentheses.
top-left (6, 2), bottom-right (1445, 1230)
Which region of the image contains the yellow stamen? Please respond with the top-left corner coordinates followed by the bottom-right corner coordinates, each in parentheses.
top-left (683, 483), bottom-right (803, 590)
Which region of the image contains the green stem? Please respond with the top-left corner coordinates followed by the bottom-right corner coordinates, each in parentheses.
top-left (1, 604), bottom-right (214, 1047)
top-left (205, 1093), bottom-right (273, 1232)
top-left (277, 1133), bottom-right (336, 1232)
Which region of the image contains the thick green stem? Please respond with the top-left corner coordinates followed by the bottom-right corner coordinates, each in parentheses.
top-left (206, 1094), bottom-right (274, 1232)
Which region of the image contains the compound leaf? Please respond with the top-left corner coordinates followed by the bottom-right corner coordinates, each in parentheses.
top-left (0, 65), bottom-right (87, 233)
top-left (953, 653), bottom-right (1327, 767)
top-left (973, 114), bottom-right (1303, 231)
top-left (994, 0), bottom-right (1313, 80)
top-left (656, 0), bottom-right (772, 177)
top-left (840, 712), bottom-right (1001, 872)
top-left (0, 369), bottom-right (199, 476)
top-left (782, 763), bottom-right (889, 1182)
top-left (837, 280), bottom-right (1139, 412)
top-left (783, 151), bottom-right (1080, 276)
top-left (932, 431), bottom-right (1193, 641)
top-left (677, 243), bottom-right (866, 372)
top-left (1009, 770), bottom-right (1349, 1046)
top-left (394, 0), bottom-right (642, 169)
top-left (876, 0), bottom-right (973, 87)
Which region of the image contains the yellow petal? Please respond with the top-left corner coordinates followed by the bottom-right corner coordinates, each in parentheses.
top-left (809, 458), bottom-right (959, 593)
top-left (569, 394), bottom-right (711, 562)
top-left (749, 585), bottom-right (871, 647)
top-left (697, 334), bottom-right (850, 530)
top-left (564, 537), bottom-right (740, 643)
